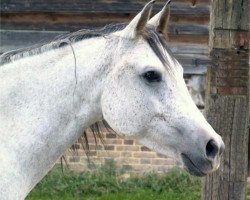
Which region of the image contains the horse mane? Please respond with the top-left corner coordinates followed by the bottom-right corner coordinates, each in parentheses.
top-left (0, 24), bottom-right (126, 66)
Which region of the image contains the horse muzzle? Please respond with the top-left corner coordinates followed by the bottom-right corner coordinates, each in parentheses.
top-left (181, 138), bottom-right (225, 176)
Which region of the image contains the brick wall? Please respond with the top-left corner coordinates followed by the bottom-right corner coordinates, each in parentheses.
top-left (63, 130), bottom-right (176, 173)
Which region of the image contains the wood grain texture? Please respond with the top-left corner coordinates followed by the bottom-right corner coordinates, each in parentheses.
top-left (0, 12), bottom-right (210, 24)
top-left (210, 0), bottom-right (249, 30)
top-left (249, 55), bottom-right (250, 176)
top-left (0, 21), bottom-right (209, 35)
top-left (209, 49), bottom-right (249, 95)
top-left (210, 29), bottom-right (249, 49)
top-left (202, 96), bottom-right (249, 200)
top-left (209, 0), bottom-right (249, 49)
top-left (203, 0), bottom-right (249, 199)
top-left (1, 1), bottom-right (210, 15)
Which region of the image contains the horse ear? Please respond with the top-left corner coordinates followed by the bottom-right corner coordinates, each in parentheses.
top-left (148, 0), bottom-right (171, 34)
top-left (122, 0), bottom-right (155, 38)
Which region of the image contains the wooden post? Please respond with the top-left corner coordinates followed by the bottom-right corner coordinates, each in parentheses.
top-left (202, 0), bottom-right (249, 200)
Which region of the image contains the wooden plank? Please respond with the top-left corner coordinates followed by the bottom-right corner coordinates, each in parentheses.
top-left (169, 34), bottom-right (208, 44)
top-left (210, 0), bottom-right (249, 30)
top-left (210, 29), bottom-right (249, 49)
top-left (249, 61), bottom-right (250, 176)
top-left (81, 0), bottom-right (210, 2)
top-left (0, 12), bottom-right (210, 25)
top-left (169, 24), bottom-right (208, 35)
top-left (1, 1), bottom-right (210, 16)
top-left (208, 50), bottom-right (249, 95)
top-left (181, 65), bottom-right (207, 74)
top-left (202, 96), bottom-right (249, 200)
top-left (0, 1), bottom-right (210, 45)
top-left (170, 14), bottom-right (209, 24)
top-left (0, 30), bottom-right (209, 52)
top-left (0, 30), bottom-right (68, 53)
top-left (0, 30), bottom-right (209, 53)
top-left (209, 0), bottom-right (249, 49)
top-left (0, 21), bottom-right (208, 36)
top-left (202, 0), bottom-right (249, 199)
top-left (0, 29), bottom-right (208, 74)
top-left (0, 13), bottom-right (132, 24)
top-left (168, 43), bottom-right (208, 55)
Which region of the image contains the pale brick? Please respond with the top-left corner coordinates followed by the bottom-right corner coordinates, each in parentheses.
top-left (116, 145), bottom-right (140, 151)
top-left (85, 151), bottom-right (97, 157)
top-left (134, 140), bottom-right (142, 145)
top-left (151, 158), bottom-right (175, 165)
top-left (104, 145), bottom-right (115, 151)
top-left (123, 140), bottom-right (134, 145)
top-left (68, 164), bottom-right (87, 172)
top-left (106, 133), bottom-right (117, 138)
top-left (133, 152), bottom-right (156, 158)
top-left (117, 158), bottom-right (140, 165)
top-left (141, 146), bottom-right (151, 151)
top-left (156, 153), bottom-right (168, 158)
top-left (132, 164), bottom-right (155, 172)
top-left (79, 136), bottom-right (98, 145)
top-left (81, 157), bottom-right (104, 165)
top-left (97, 151), bottom-right (121, 158)
top-left (85, 144), bottom-right (102, 151)
top-left (73, 149), bottom-right (88, 156)
top-left (121, 152), bottom-right (132, 157)
top-left (104, 139), bottom-right (123, 145)
top-left (140, 158), bottom-right (151, 164)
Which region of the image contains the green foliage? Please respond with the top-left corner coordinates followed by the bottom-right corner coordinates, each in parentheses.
top-left (27, 160), bottom-right (202, 200)
top-left (247, 183), bottom-right (250, 200)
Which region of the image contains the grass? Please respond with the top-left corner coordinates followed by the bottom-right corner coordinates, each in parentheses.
top-left (27, 160), bottom-right (201, 200)
top-left (248, 184), bottom-right (250, 200)
top-left (26, 160), bottom-right (250, 200)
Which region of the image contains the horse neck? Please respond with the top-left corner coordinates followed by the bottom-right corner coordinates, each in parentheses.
top-left (0, 36), bottom-right (111, 199)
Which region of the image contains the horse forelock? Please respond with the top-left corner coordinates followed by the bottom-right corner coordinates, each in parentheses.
top-left (144, 27), bottom-right (179, 75)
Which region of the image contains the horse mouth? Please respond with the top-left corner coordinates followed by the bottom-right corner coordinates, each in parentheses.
top-left (181, 153), bottom-right (206, 177)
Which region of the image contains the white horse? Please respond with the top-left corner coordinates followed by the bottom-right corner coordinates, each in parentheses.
top-left (0, 1), bottom-right (224, 199)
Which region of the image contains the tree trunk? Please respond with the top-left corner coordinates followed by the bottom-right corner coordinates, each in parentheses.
top-left (202, 0), bottom-right (249, 200)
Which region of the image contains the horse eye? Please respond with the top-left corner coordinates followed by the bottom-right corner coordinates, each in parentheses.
top-left (142, 70), bottom-right (162, 83)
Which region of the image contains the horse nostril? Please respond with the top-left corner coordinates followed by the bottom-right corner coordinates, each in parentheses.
top-left (206, 139), bottom-right (219, 159)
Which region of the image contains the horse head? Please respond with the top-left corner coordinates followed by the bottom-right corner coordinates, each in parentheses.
top-left (101, 0), bottom-right (224, 176)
